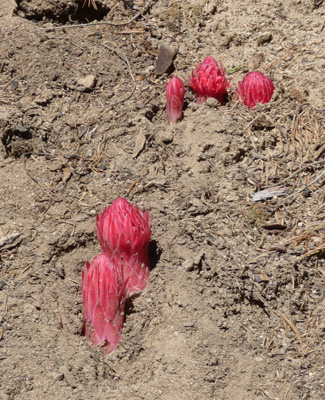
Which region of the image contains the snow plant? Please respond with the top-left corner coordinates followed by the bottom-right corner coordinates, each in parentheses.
top-left (164, 57), bottom-right (276, 124)
top-left (82, 253), bottom-right (128, 354)
top-left (236, 71), bottom-right (274, 109)
top-left (82, 198), bottom-right (151, 354)
top-left (166, 76), bottom-right (186, 124)
top-left (189, 56), bottom-right (231, 104)
top-left (96, 197), bottom-right (151, 294)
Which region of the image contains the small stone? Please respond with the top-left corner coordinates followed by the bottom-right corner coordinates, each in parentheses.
top-left (178, 43), bottom-right (186, 55)
top-left (132, 132), bottom-right (146, 158)
top-left (59, 366), bottom-right (77, 389)
top-left (10, 81), bottom-right (19, 90)
top-left (0, 281), bottom-right (7, 290)
top-left (33, 89), bottom-right (54, 105)
top-left (157, 130), bottom-right (174, 144)
top-left (194, 252), bottom-right (204, 266)
top-left (182, 259), bottom-right (195, 271)
top-left (206, 97), bottom-right (220, 108)
top-left (155, 42), bottom-right (176, 75)
top-left (2, 323), bottom-right (12, 331)
top-left (257, 33), bottom-right (272, 46)
top-left (24, 303), bottom-right (36, 316)
top-left (77, 75), bottom-right (96, 92)
top-left (247, 54), bottom-right (264, 71)
top-left (50, 371), bottom-right (64, 381)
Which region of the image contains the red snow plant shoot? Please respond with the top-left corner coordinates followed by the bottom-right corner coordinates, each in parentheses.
top-left (166, 76), bottom-right (185, 124)
top-left (189, 56), bottom-right (230, 104)
top-left (236, 71), bottom-right (274, 109)
top-left (96, 198), bottom-right (151, 294)
top-left (82, 253), bottom-right (128, 354)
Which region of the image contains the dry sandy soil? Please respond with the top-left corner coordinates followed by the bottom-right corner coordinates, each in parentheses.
top-left (0, 0), bottom-right (324, 399)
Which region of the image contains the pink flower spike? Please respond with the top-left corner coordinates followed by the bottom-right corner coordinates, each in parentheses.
top-left (166, 76), bottom-right (185, 124)
top-left (236, 71), bottom-right (274, 109)
top-left (82, 253), bottom-right (128, 354)
top-left (189, 56), bottom-right (230, 104)
top-left (96, 198), bottom-right (151, 293)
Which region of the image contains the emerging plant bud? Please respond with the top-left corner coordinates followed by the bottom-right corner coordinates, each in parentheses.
top-left (189, 56), bottom-right (230, 104)
top-left (236, 71), bottom-right (274, 109)
top-left (166, 76), bottom-right (185, 124)
top-left (96, 198), bottom-right (151, 293)
top-left (82, 253), bottom-right (128, 354)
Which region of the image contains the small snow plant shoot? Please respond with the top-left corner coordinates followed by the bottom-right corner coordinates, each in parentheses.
top-left (236, 71), bottom-right (274, 109)
top-left (82, 253), bottom-right (128, 354)
top-left (96, 198), bottom-right (151, 294)
top-left (166, 76), bottom-right (185, 124)
top-left (189, 56), bottom-right (230, 104)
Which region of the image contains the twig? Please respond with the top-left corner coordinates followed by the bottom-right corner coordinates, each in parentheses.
top-left (126, 167), bottom-right (149, 195)
top-left (38, 12), bottom-right (142, 31)
top-left (282, 168), bottom-right (325, 202)
top-left (19, 264), bottom-right (32, 278)
top-left (83, 0), bottom-right (97, 10)
top-left (22, 152), bottom-right (57, 196)
top-left (300, 242), bottom-right (325, 259)
top-left (247, 251), bottom-right (272, 265)
top-left (0, 233), bottom-right (22, 249)
top-left (103, 44), bottom-right (136, 106)
top-left (22, 154), bottom-right (39, 185)
top-left (274, 310), bottom-right (303, 348)
top-left (251, 282), bottom-right (304, 350)
top-left (275, 159), bottom-right (325, 186)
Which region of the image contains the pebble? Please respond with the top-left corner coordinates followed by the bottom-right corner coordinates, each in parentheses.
top-left (77, 75), bottom-right (96, 91)
top-left (182, 259), bottom-right (195, 271)
top-left (49, 371), bottom-right (64, 381)
top-left (155, 42), bottom-right (176, 75)
top-left (157, 130), bottom-right (174, 144)
top-left (59, 366), bottom-right (77, 389)
top-left (206, 97), bottom-right (220, 108)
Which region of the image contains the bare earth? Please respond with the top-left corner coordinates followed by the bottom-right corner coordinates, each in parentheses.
top-left (0, 1), bottom-right (324, 399)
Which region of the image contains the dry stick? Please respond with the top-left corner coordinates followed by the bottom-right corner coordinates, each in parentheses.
top-left (252, 283), bottom-right (304, 350)
top-left (126, 167), bottom-right (149, 195)
top-left (282, 168), bottom-right (325, 202)
top-left (275, 158), bottom-right (325, 186)
top-left (247, 251), bottom-right (273, 265)
top-left (38, 11), bottom-right (142, 31)
top-left (103, 44), bottom-right (136, 106)
top-left (301, 242), bottom-right (325, 260)
top-left (18, 264), bottom-right (33, 278)
top-left (0, 233), bottom-right (22, 249)
top-left (22, 153), bottom-right (40, 185)
top-left (22, 152), bottom-right (57, 196)
top-left (274, 310), bottom-right (303, 348)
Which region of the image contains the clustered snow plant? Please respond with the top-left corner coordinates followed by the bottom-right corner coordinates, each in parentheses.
top-left (165, 56), bottom-right (274, 123)
top-left (82, 198), bottom-right (151, 354)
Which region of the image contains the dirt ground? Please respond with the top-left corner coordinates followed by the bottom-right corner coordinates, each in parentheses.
top-left (0, 0), bottom-right (324, 399)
